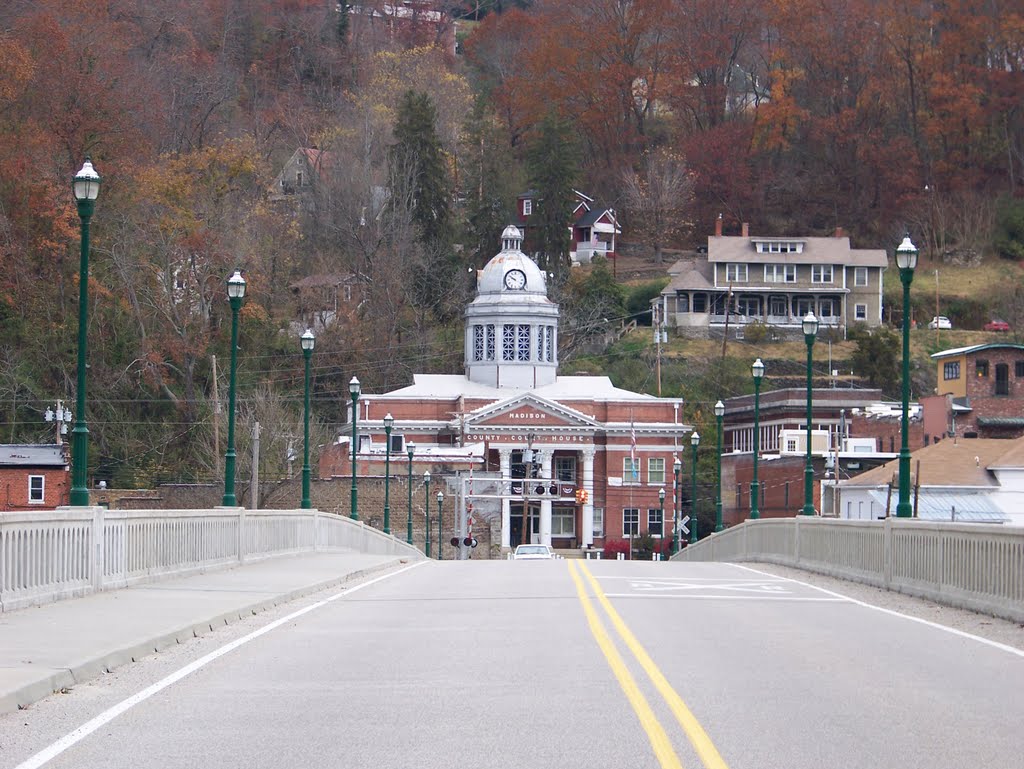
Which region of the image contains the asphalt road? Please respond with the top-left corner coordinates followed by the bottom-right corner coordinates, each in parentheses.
top-left (3, 560), bottom-right (1023, 769)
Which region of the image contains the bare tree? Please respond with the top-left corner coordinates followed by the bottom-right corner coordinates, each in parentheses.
top-left (620, 149), bottom-right (695, 264)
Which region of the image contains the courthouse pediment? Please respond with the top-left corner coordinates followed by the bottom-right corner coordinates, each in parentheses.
top-left (466, 393), bottom-right (600, 430)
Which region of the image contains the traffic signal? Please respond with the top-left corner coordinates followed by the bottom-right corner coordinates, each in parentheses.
top-left (574, 489), bottom-right (589, 504)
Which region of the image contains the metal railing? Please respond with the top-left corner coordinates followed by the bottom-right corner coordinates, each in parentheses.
top-left (0, 507), bottom-right (422, 612)
top-left (673, 518), bottom-right (1024, 622)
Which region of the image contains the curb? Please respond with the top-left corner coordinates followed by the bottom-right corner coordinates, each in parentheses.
top-left (1, 557), bottom-right (410, 714)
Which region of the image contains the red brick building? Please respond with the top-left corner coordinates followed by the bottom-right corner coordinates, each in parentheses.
top-left (319, 226), bottom-right (689, 553)
top-left (0, 444), bottom-right (70, 511)
top-left (928, 343), bottom-right (1024, 439)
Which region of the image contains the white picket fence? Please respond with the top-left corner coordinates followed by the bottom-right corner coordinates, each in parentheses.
top-left (0, 507), bottom-right (423, 612)
top-left (673, 518), bottom-right (1024, 622)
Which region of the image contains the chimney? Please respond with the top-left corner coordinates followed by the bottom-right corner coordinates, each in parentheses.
top-left (741, 222), bottom-right (749, 238)
top-left (834, 226), bottom-right (845, 238)
top-left (715, 213), bottom-right (723, 237)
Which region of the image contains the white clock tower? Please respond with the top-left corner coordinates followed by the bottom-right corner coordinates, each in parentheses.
top-left (464, 226), bottom-right (560, 389)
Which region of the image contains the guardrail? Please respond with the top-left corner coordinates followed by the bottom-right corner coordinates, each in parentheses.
top-left (673, 518), bottom-right (1024, 623)
top-left (0, 507), bottom-right (422, 612)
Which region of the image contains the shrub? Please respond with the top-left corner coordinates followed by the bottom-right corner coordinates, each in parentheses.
top-left (602, 539), bottom-right (630, 558)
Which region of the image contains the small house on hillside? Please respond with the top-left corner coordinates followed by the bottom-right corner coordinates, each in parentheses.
top-left (0, 444), bottom-right (69, 511)
top-left (658, 220), bottom-right (888, 339)
top-left (516, 189), bottom-right (621, 266)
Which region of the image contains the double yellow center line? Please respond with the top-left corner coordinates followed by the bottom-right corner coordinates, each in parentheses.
top-left (567, 560), bottom-right (731, 769)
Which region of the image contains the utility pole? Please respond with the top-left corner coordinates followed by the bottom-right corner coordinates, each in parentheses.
top-left (211, 354), bottom-right (221, 480)
top-left (250, 421), bottom-right (260, 510)
top-left (935, 269), bottom-right (940, 347)
top-left (654, 303), bottom-right (662, 396)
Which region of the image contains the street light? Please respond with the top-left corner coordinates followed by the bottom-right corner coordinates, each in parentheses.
top-left (751, 358), bottom-right (764, 519)
top-left (801, 312), bottom-right (819, 516)
top-left (436, 490), bottom-right (444, 561)
top-left (70, 158), bottom-right (101, 506)
top-left (672, 457), bottom-right (682, 554)
top-left (406, 441), bottom-right (415, 544)
top-left (690, 431), bottom-right (700, 544)
top-left (349, 376), bottom-right (361, 520)
top-left (222, 270), bottom-right (246, 506)
top-left (424, 470), bottom-right (431, 557)
top-left (714, 400), bottom-right (725, 532)
top-left (300, 329), bottom-right (315, 509)
top-left (895, 235), bottom-right (918, 517)
top-left (658, 486), bottom-right (666, 557)
top-left (383, 413), bottom-right (394, 534)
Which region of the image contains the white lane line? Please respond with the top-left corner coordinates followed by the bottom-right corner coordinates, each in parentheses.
top-left (13, 561), bottom-right (428, 769)
top-left (604, 594), bottom-right (847, 602)
top-left (732, 564), bottom-right (1024, 659)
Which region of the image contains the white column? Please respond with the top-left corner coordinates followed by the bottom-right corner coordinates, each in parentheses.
top-left (582, 448), bottom-right (595, 547)
top-left (539, 449), bottom-right (553, 546)
top-left (499, 449), bottom-right (512, 549)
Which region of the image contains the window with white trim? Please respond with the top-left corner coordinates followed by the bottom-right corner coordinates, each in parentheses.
top-left (485, 324), bottom-right (495, 360)
top-left (811, 265), bottom-right (834, 283)
top-left (523, 199), bottom-right (532, 216)
top-left (647, 457), bottom-right (665, 484)
top-left (552, 506), bottom-right (575, 537)
top-left (854, 303), bottom-right (867, 320)
top-left (28, 475), bottom-right (44, 504)
top-left (647, 507), bottom-right (663, 536)
top-left (473, 325), bottom-right (484, 361)
top-left (764, 264), bottom-right (796, 283)
top-left (343, 284), bottom-right (353, 302)
top-left (725, 264), bottom-right (747, 282)
top-left (592, 507), bottom-right (604, 538)
top-left (944, 361), bottom-right (960, 380)
top-left (623, 457), bottom-right (640, 484)
top-left (623, 508), bottom-right (640, 536)
top-left (389, 434), bottom-right (404, 453)
top-left (854, 267), bottom-right (868, 286)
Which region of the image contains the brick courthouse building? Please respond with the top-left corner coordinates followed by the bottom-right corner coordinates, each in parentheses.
top-left (320, 227), bottom-right (690, 553)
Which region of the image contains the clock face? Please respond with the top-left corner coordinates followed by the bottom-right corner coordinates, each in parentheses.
top-left (504, 269), bottom-right (527, 290)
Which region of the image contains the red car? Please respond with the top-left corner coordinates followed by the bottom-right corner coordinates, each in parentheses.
top-left (984, 319), bottom-right (1010, 332)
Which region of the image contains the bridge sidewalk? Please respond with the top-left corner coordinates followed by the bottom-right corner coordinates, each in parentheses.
top-left (0, 551), bottom-right (409, 713)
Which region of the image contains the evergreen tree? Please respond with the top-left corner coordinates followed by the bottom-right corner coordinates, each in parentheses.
top-left (463, 99), bottom-right (520, 266)
top-left (525, 111), bottom-right (580, 276)
top-left (389, 90), bottom-right (453, 249)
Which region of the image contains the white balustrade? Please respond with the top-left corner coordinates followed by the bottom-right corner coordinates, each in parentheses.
top-left (0, 508), bottom-right (422, 612)
top-left (675, 518), bottom-right (1024, 623)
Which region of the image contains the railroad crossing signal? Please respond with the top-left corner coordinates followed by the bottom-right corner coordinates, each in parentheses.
top-left (678, 515), bottom-right (690, 536)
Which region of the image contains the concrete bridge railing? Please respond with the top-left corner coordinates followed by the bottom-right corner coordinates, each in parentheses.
top-left (673, 518), bottom-right (1024, 623)
top-left (0, 507), bottom-right (423, 613)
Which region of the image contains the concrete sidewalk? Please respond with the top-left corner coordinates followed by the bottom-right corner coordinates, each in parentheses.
top-left (0, 551), bottom-right (413, 713)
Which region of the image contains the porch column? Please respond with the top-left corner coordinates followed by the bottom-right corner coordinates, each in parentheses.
top-left (582, 447), bottom-right (595, 547)
top-left (499, 448), bottom-right (512, 549)
top-left (539, 449), bottom-right (553, 546)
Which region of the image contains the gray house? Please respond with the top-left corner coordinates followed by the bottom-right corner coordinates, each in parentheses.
top-left (657, 222), bottom-right (888, 339)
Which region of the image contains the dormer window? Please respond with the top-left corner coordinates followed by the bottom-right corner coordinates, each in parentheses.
top-left (754, 240), bottom-right (804, 254)
top-left (296, 171), bottom-right (304, 187)
top-left (523, 199), bottom-right (532, 216)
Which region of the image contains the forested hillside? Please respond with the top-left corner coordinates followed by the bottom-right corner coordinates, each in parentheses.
top-left (0, 0), bottom-right (1021, 488)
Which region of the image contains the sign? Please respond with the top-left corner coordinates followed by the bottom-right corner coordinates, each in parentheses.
top-left (678, 515), bottom-right (690, 536)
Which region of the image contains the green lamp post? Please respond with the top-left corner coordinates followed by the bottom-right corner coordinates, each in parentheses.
top-left (406, 441), bottom-right (415, 544)
top-left (672, 457), bottom-right (682, 554)
top-left (690, 431), bottom-right (700, 544)
top-left (300, 329), bottom-right (315, 509)
top-left (222, 270), bottom-right (246, 506)
top-left (751, 358), bottom-right (764, 519)
top-left (895, 235), bottom-right (918, 517)
top-left (349, 376), bottom-right (361, 520)
top-left (383, 413), bottom-right (393, 534)
top-left (801, 311), bottom-right (819, 515)
top-left (436, 490), bottom-right (444, 561)
top-left (424, 470), bottom-right (431, 557)
top-left (70, 158), bottom-right (101, 506)
top-left (657, 486), bottom-right (665, 557)
top-left (714, 400), bottom-right (725, 532)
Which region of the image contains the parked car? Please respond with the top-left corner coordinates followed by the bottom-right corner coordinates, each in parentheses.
top-left (984, 318), bottom-right (1010, 332)
top-left (513, 544), bottom-right (556, 560)
top-left (928, 316), bottom-right (952, 330)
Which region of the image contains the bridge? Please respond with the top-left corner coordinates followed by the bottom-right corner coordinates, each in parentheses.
top-left (1, 509), bottom-right (1022, 768)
